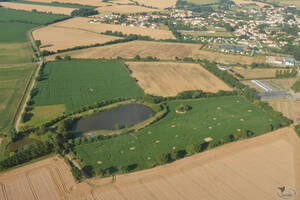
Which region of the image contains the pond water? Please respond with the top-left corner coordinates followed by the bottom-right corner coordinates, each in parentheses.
top-left (73, 104), bottom-right (154, 132)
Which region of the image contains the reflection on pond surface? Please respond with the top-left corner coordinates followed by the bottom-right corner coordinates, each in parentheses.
top-left (74, 104), bottom-right (154, 132)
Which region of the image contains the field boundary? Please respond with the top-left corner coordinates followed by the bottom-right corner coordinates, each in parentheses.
top-left (14, 27), bottom-right (44, 131)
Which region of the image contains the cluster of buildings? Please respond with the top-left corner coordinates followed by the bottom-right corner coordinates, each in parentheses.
top-left (266, 56), bottom-right (295, 67)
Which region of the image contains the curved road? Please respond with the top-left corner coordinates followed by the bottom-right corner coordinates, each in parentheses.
top-left (15, 29), bottom-right (43, 131)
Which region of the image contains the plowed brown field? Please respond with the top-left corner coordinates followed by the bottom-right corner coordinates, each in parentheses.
top-left (0, 2), bottom-right (75, 15)
top-left (51, 17), bottom-right (175, 40)
top-left (32, 26), bottom-right (119, 51)
top-left (0, 127), bottom-right (299, 200)
top-left (126, 62), bottom-right (232, 96)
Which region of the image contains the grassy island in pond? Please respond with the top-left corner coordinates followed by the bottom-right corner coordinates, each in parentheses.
top-left (74, 96), bottom-right (281, 175)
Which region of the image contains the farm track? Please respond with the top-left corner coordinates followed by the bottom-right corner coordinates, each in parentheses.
top-left (15, 28), bottom-right (43, 131)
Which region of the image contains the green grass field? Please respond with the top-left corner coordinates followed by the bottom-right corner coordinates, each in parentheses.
top-left (0, 22), bottom-right (37, 43)
top-left (0, 7), bottom-right (68, 25)
top-left (0, 8), bottom-right (68, 132)
top-left (291, 80), bottom-right (300, 92)
top-left (0, 64), bottom-right (35, 131)
top-left (12, 0), bottom-right (96, 9)
top-left (74, 96), bottom-right (280, 172)
top-left (32, 60), bottom-right (144, 113)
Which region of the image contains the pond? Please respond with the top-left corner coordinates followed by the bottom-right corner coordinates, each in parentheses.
top-left (73, 104), bottom-right (154, 133)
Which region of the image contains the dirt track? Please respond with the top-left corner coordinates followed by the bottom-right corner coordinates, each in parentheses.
top-left (0, 127), bottom-right (299, 200)
top-left (127, 62), bottom-right (232, 96)
top-left (0, 2), bottom-right (75, 15)
top-left (32, 26), bottom-right (119, 51)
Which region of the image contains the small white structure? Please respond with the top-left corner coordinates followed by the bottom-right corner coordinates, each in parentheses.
top-left (217, 65), bottom-right (232, 71)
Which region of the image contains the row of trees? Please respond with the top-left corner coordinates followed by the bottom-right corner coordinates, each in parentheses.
top-left (102, 30), bottom-right (154, 41)
top-left (275, 68), bottom-right (297, 78)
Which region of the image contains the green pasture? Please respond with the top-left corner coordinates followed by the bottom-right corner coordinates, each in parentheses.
top-left (0, 22), bottom-right (37, 43)
top-left (0, 42), bottom-right (33, 64)
top-left (0, 64), bottom-right (35, 131)
top-left (12, 0), bottom-right (96, 9)
top-left (74, 96), bottom-right (280, 172)
top-left (0, 7), bottom-right (68, 24)
top-left (32, 60), bottom-right (144, 113)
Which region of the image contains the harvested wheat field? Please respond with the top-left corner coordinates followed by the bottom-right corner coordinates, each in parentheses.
top-left (0, 2), bottom-right (75, 15)
top-left (232, 67), bottom-right (283, 79)
top-left (126, 62), bottom-right (232, 96)
top-left (194, 50), bottom-right (265, 65)
top-left (134, 0), bottom-right (178, 9)
top-left (23, 0), bottom-right (109, 7)
top-left (46, 41), bottom-right (202, 61)
top-left (1, 127), bottom-right (299, 200)
top-left (266, 99), bottom-right (300, 124)
top-left (52, 17), bottom-right (175, 40)
top-left (233, 0), bottom-right (267, 7)
top-left (33, 26), bottom-right (119, 51)
top-left (96, 5), bottom-right (158, 14)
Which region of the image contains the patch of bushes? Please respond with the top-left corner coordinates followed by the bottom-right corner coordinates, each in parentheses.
top-left (291, 80), bottom-right (300, 92)
top-left (71, 8), bottom-right (98, 17)
top-left (0, 142), bottom-right (53, 171)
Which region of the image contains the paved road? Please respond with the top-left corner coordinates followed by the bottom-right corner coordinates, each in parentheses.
top-left (15, 29), bottom-right (43, 131)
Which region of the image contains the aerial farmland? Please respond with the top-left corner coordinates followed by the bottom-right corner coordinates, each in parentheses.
top-left (0, 0), bottom-right (299, 199)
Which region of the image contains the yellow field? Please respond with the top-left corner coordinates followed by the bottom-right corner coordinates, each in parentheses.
top-left (266, 99), bottom-right (300, 124)
top-left (0, 2), bottom-right (75, 15)
top-left (24, 104), bottom-right (65, 127)
top-left (233, 0), bottom-right (267, 7)
top-left (32, 26), bottom-right (120, 51)
top-left (133, 0), bottom-right (177, 9)
top-left (96, 4), bottom-right (158, 14)
top-left (0, 127), bottom-right (299, 200)
top-left (232, 67), bottom-right (283, 79)
top-left (126, 62), bottom-right (232, 96)
top-left (24, 0), bottom-right (110, 6)
top-left (193, 50), bottom-right (265, 65)
top-left (46, 40), bottom-right (202, 61)
top-left (51, 17), bottom-right (175, 40)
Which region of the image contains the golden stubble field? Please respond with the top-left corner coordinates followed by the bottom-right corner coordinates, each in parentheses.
top-left (126, 62), bottom-right (233, 96)
top-left (266, 99), bottom-right (300, 124)
top-left (0, 127), bottom-right (299, 200)
top-left (51, 17), bottom-right (175, 40)
top-left (32, 26), bottom-right (120, 51)
top-left (232, 66), bottom-right (285, 79)
top-left (133, 0), bottom-right (177, 9)
top-left (95, 4), bottom-right (158, 14)
top-left (0, 2), bottom-right (75, 15)
top-left (233, 0), bottom-right (267, 7)
top-left (46, 40), bottom-right (202, 61)
top-left (194, 49), bottom-right (265, 65)
top-left (23, 0), bottom-right (110, 6)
